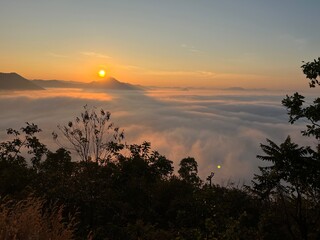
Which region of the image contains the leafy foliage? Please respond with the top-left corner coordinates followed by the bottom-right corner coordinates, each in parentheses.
top-left (301, 57), bottom-right (320, 88)
top-left (253, 137), bottom-right (317, 196)
top-left (0, 122), bottom-right (47, 168)
top-left (0, 123), bottom-right (46, 196)
top-left (252, 59), bottom-right (320, 239)
top-left (178, 157), bottom-right (201, 186)
top-left (282, 58), bottom-right (320, 140)
top-left (252, 137), bottom-right (320, 239)
top-left (282, 93), bottom-right (320, 139)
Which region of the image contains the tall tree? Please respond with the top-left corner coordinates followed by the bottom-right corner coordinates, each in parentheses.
top-left (252, 58), bottom-right (320, 240)
top-left (0, 122), bottom-right (47, 168)
top-left (282, 58), bottom-right (320, 141)
top-left (178, 157), bottom-right (201, 186)
top-left (0, 123), bottom-right (46, 196)
top-left (53, 105), bottom-right (124, 164)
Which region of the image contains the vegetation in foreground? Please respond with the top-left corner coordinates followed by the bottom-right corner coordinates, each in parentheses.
top-left (0, 59), bottom-right (319, 239)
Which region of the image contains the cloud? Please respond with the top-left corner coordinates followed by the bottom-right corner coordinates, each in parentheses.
top-left (278, 34), bottom-right (307, 50)
top-left (144, 70), bottom-right (198, 76)
top-left (197, 71), bottom-right (217, 78)
top-left (141, 69), bottom-right (269, 83)
top-left (80, 51), bottom-right (111, 59)
top-left (181, 43), bottom-right (202, 53)
top-left (0, 88), bottom-right (313, 184)
top-left (48, 52), bottom-right (68, 58)
top-left (143, 70), bottom-right (217, 79)
top-left (118, 64), bottom-right (144, 71)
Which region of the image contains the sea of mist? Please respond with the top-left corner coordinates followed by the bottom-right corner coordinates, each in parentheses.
top-left (0, 87), bottom-right (315, 184)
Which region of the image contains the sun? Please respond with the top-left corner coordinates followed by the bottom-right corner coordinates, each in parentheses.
top-left (98, 69), bottom-right (106, 78)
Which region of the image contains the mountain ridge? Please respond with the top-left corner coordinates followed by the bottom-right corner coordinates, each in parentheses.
top-left (0, 72), bottom-right (44, 90)
top-left (88, 77), bottom-right (140, 90)
top-left (0, 72), bottom-right (142, 91)
top-left (33, 77), bottom-right (142, 90)
top-left (32, 79), bottom-right (85, 88)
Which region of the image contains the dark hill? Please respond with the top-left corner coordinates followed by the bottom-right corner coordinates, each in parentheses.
top-left (0, 73), bottom-right (44, 90)
top-left (32, 78), bottom-right (142, 90)
top-left (88, 78), bottom-right (141, 90)
top-left (32, 79), bottom-right (85, 88)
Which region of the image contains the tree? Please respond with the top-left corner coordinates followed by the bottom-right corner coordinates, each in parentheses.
top-left (178, 157), bottom-right (201, 186)
top-left (0, 122), bottom-right (47, 168)
top-left (253, 137), bottom-right (319, 239)
top-left (0, 123), bottom-right (47, 196)
top-left (301, 57), bottom-right (320, 88)
top-left (53, 105), bottom-right (124, 164)
top-left (37, 148), bottom-right (75, 200)
top-left (148, 151), bottom-right (173, 180)
top-left (252, 59), bottom-right (320, 240)
top-left (282, 58), bottom-right (320, 141)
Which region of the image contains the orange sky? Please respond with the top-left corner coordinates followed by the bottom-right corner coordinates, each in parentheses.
top-left (1, 1), bottom-right (319, 90)
top-left (1, 52), bottom-right (306, 90)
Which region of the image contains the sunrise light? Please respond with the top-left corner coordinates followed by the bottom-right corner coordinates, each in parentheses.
top-left (98, 69), bottom-right (106, 78)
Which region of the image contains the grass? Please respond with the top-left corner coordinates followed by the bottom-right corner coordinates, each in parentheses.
top-left (0, 195), bottom-right (77, 240)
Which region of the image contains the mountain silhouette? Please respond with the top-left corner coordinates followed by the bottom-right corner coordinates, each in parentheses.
top-left (0, 73), bottom-right (44, 90)
top-left (32, 79), bottom-right (85, 88)
top-left (88, 77), bottom-right (140, 90)
top-left (1, 72), bottom-right (141, 91)
top-left (33, 77), bottom-right (142, 90)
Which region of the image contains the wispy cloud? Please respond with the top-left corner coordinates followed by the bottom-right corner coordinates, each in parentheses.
top-left (118, 65), bottom-right (144, 71)
top-left (146, 70), bottom-right (262, 83)
top-left (143, 69), bottom-right (217, 79)
top-left (81, 51), bottom-right (111, 59)
top-left (278, 34), bottom-right (307, 50)
top-left (48, 52), bottom-right (68, 58)
top-left (181, 44), bottom-right (202, 53)
top-left (145, 70), bottom-right (198, 76)
top-left (197, 71), bottom-right (217, 78)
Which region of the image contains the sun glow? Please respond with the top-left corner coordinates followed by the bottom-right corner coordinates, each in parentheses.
top-left (98, 69), bottom-right (106, 78)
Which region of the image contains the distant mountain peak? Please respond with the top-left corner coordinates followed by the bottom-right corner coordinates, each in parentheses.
top-left (6, 72), bottom-right (21, 77)
top-left (2, 73), bottom-right (143, 91)
top-left (90, 77), bottom-right (119, 84)
top-left (89, 77), bottom-right (140, 90)
top-left (0, 72), bottom-right (44, 90)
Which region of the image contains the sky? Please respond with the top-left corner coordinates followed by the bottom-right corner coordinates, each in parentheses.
top-left (1, 0), bottom-right (320, 89)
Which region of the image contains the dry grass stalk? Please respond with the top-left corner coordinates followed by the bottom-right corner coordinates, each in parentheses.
top-left (0, 195), bottom-right (77, 240)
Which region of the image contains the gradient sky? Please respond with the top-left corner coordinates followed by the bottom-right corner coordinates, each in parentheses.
top-left (1, 0), bottom-right (320, 89)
